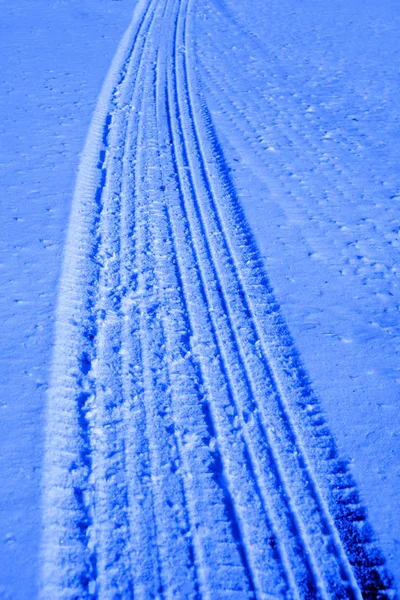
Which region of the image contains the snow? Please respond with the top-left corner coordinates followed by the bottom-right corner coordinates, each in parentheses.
top-left (0, 0), bottom-right (399, 597)
top-left (198, 0), bottom-right (400, 584)
top-left (0, 1), bottom-right (136, 597)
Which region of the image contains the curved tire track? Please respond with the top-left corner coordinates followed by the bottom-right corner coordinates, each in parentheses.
top-left (40, 0), bottom-right (396, 598)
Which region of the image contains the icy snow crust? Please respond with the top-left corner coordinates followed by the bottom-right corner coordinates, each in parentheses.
top-left (1, 0), bottom-right (399, 597)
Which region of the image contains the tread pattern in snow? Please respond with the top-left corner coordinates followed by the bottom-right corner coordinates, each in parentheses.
top-left (40, 0), bottom-right (396, 598)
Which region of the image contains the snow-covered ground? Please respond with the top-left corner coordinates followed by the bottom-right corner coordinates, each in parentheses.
top-left (0, 1), bottom-right (134, 596)
top-left (0, 0), bottom-right (399, 598)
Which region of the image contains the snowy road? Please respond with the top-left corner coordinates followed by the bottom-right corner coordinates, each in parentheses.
top-left (39, 0), bottom-right (395, 598)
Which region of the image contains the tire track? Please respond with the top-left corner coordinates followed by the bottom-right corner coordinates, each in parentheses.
top-left (131, 5), bottom-right (200, 594)
top-left (175, 1), bottom-right (349, 597)
top-left (40, 1), bottom-right (158, 596)
top-left (165, 1), bottom-right (283, 596)
top-left (199, 66), bottom-right (397, 599)
top-left (167, 1), bottom-right (314, 598)
top-left (176, 0), bottom-right (390, 597)
top-left (41, 0), bottom-right (396, 597)
top-left (184, 1), bottom-right (395, 598)
top-left (190, 5), bottom-right (396, 597)
top-left (175, 2), bottom-right (328, 593)
top-left (178, 4), bottom-right (354, 596)
top-left (88, 4), bottom-right (162, 595)
top-left (118, 11), bottom-right (166, 599)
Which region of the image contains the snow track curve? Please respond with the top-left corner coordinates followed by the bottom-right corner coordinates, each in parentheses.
top-left (40, 0), bottom-right (396, 598)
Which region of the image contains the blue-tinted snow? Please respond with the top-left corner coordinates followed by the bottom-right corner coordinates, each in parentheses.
top-left (0, 1), bottom-right (135, 597)
top-left (0, 0), bottom-right (399, 597)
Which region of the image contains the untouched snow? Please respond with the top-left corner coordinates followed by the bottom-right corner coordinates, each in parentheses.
top-left (0, 0), bottom-right (399, 598)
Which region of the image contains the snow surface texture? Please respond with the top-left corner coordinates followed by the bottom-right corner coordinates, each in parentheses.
top-left (38, 0), bottom-right (398, 597)
top-left (1, 0), bottom-right (399, 598)
top-left (0, 0), bottom-right (135, 597)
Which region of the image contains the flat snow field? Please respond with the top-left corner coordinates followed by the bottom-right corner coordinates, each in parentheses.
top-left (0, 0), bottom-right (399, 598)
